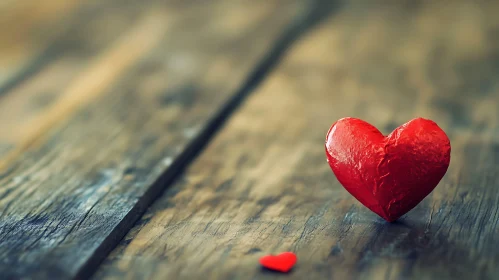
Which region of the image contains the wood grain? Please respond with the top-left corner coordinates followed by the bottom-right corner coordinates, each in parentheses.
top-left (0, 12), bottom-right (166, 170)
top-left (0, 0), bottom-right (165, 159)
top-left (95, 1), bottom-right (499, 279)
top-left (0, 0), bottom-right (311, 278)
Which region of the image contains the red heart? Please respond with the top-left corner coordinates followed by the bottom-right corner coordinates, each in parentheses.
top-left (325, 117), bottom-right (451, 222)
top-left (259, 252), bottom-right (297, 272)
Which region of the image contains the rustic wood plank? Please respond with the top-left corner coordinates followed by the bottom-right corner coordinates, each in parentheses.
top-left (0, 0), bottom-right (85, 94)
top-left (94, 1), bottom-right (499, 279)
top-left (0, 0), bottom-right (166, 159)
top-left (0, 0), bottom-right (316, 279)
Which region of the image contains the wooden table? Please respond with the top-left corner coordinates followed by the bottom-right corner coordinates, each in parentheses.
top-left (1, 0), bottom-right (499, 279)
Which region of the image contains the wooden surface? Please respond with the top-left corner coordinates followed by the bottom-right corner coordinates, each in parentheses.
top-left (0, 0), bottom-right (169, 159)
top-left (2, 0), bottom-right (499, 279)
top-left (0, 0), bottom-right (319, 278)
top-left (94, 1), bottom-right (499, 279)
top-left (0, 0), bottom-right (82, 93)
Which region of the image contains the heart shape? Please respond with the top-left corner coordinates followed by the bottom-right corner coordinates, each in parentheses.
top-left (325, 117), bottom-right (451, 222)
top-left (259, 252), bottom-right (297, 272)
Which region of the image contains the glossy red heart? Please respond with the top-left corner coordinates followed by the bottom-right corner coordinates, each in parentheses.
top-left (325, 117), bottom-right (451, 222)
top-left (259, 252), bottom-right (297, 272)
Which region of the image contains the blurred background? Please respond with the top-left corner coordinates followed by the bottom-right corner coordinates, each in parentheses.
top-left (1, 0), bottom-right (499, 279)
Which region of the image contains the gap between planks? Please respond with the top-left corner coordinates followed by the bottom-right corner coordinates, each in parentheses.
top-left (80, 1), bottom-right (341, 278)
top-left (0, 1), bottom-right (340, 279)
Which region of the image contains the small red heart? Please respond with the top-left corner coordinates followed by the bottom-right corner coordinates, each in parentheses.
top-left (259, 252), bottom-right (297, 273)
top-left (325, 117), bottom-right (451, 222)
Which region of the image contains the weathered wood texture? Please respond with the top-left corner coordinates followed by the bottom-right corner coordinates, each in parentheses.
top-left (95, 1), bottom-right (499, 279)
top-left (0, 0), bottom-right (316, 278)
